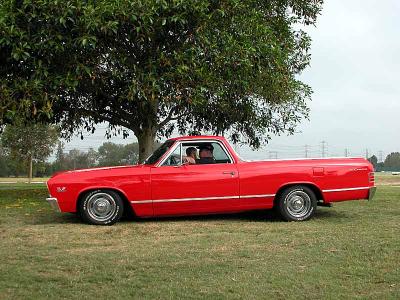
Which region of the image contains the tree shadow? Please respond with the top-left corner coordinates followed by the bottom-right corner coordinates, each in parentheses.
top-left (123, 209), bottom-right (281, 224)
top-left (313, 208), bottom-right (352, 220)
top-left (30, 212), bottom-right (81, 225)
top-left (31, 207), bottom-right (352, 225)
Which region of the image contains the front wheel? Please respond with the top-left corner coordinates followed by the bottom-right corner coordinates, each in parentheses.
top-left (79, 190), bottom-right (124, 225)
top-left (277, 186), bottom-right (317, 221)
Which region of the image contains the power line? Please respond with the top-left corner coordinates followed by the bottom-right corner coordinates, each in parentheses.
top-left (321, 141), bottom-right (327, 158)
top-left (268, 151), bottom-right (278, 159)
top-left (378, 150), bottom-right (383, 162)
top-left (304, 144), bottom-right (309, 158)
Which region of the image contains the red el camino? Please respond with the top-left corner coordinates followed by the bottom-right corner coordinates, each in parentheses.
top-left (46, 136), bottom-right (376, 225)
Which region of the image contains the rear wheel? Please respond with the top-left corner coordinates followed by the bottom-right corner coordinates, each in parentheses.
top-left (277, 186), bottom-right (317, 221)
top-left (79, 190), bottom-right (124, 225)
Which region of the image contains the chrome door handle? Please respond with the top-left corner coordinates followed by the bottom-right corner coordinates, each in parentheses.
top-left (222, 171), bottom-right (235, 175)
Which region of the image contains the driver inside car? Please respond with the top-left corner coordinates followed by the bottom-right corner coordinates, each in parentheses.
top-left (196, 144), bottom-right (216, 164)
top-left (183, 147), bottom-right (197, 165)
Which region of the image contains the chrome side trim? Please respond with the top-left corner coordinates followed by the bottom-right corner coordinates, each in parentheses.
top-left (240, 194), bottom-right (276, 198)
top-left (131, 193), bottom-right (275, 204)
top-left (322, 187), bottom-right (370, 193)
top-left (131, 200), bottom-right (153, 204)
top-left (132, 195), bottom-right (238, 204)
top-left (246, 157), bottom-right (364, 162)
top-left (46, 197), bottom-right (61, 212)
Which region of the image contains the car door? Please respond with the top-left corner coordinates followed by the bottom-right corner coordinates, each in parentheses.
top-left (150, 141), bottom-right (239, 216)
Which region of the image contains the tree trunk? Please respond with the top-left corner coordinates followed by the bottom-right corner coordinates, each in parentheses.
top-left (137, 128), bottom-right (156, 164)
top-left (28, 154), bottom-right (33, 184)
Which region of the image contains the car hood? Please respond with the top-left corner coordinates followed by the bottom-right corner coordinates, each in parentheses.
top-left (50, 164), bottom-right (146, 178)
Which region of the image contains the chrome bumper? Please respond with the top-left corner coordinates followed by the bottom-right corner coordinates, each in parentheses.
top-left (368, 187), bottom-right (377, 201)
top-left (46, 197), bottom-right (61, 212)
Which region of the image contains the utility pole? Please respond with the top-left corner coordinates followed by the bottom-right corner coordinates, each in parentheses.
top-left (344, 148), bottom-right (349, 157)
top-left (269, 151), bottom-right (278, 159)
top-left (378, 150), bottom-right (383, 162)
top-left (321, 141), bottom-right (327, 158)
top-left (365, 148), bottom-right (369, 159)
top-left (304, 144), bottom-right (309, 158)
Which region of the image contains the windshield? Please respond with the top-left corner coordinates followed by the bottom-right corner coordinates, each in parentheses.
top-left (143, 140), bottom-right (175, 165)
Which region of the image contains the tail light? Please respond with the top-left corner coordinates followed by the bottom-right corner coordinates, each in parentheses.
top-left (369, 172), bottom-right (375, 183)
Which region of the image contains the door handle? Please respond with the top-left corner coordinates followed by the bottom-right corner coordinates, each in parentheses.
top-left (222, 171), bottom-right (235, 175)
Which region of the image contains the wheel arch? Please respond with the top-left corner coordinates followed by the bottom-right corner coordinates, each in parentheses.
top-left (76, 187), bottom-right (135, 216)
top-left (273, 182), bottom-right (324, 207)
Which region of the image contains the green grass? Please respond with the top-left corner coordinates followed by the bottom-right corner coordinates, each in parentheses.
top-left (0, 185), bottom-right (399, 299)
top-left (0, 177), bottom-right (49, 182)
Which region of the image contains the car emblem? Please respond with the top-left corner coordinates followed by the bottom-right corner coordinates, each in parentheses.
top-left (57, 187), bottom-right (67, 193)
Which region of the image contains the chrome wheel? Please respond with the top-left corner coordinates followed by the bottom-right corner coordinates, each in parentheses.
top-left (86, 192), bottom-right (117, 222)
top-left (285, 190), bottom-right (312, 218)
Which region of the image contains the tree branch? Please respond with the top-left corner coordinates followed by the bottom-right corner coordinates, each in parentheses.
top-left (157, 106), bottom-right (181, 129)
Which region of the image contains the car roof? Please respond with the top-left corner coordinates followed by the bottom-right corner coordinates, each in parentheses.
top-left (168, 135), bottom-right (225, 142)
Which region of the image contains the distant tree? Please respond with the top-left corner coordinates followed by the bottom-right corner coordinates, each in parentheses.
top-left (87, 148), bottom-right (99, 168)
top-left (368, 155), bottom-right (378, 170)
top-left (97, 143), bottom-right (127, 167)
top-left (34, 161), bottom-right (53, 178)
top-left (384, 152), bottom-right (400, 171)
top-left (124, 143), bottom-right (140, 165)
top-left (0, 0), bottom-right (323, 162)
top-left (1, 124), bottom-right (59, 182)
top-left (0, 141), bottom-right (9, 177)
top-left (62, 149), bottom-right (96, 170)
top-left (97, 142), bottom-right (139, 166)
top-left (53, 141), bottom-right (66, 171)
top-left (376, 162), bottom-right (385, 172)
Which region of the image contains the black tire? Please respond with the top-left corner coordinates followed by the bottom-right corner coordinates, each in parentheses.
top-left (79, 190), bottom-right (124, 225)
top-left (277, 185), bottom-right (317, 221)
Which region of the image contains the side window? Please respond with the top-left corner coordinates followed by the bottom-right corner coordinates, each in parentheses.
top-left (162, 145), bottom-right (182, 166)
top-left (211, 143), bottom-right (231, 163)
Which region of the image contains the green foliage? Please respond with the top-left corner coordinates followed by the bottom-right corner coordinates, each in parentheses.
top-left (0, 0), bottom-right (323, 161)
top-left (97, 142), bottom-right (139, 166)
top-left (53, 142), bottom-right (141, 171)
top-left (368, 155), bottom-right (378, 170)
top-left (0, 138), bottom-right (141, 176)
top-left (0, 123), bottom-right (59, 178)
top-left (383, 152), bottom-right (400, 171)
top-left (1, 123), bottom-right (59, 162)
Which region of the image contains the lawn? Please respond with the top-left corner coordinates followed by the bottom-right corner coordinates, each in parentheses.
top-left (0, 177), bottom-right (49, 183)
top-left (0, 184), bottom-right (399, 299)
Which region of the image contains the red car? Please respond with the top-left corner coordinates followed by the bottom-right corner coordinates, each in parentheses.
top-left (46, 136), bottom-right (376, 225)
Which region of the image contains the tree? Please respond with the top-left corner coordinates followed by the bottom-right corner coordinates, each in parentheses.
top-left (0, 141), bottom-right (10, 177)
top-left (384, 152), bottom-right (400, 171)
top-left (97, 142), bottom-right (139, 166)
top-left (0, 0), bottom-right (323, 162)
top-left (368, 155), bottom-right (378, 170)
top-left (1, 124), bottom-right (59, 182)
top-left (63, 149), bottom-right (96, 170)
top-left (54, 141), bottom-right (65, 171)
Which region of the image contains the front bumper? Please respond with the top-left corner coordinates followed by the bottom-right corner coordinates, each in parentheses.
top-left (368, 187), bottom-right (377, 201)
top-left (46, 197), bottom-right (61, 212)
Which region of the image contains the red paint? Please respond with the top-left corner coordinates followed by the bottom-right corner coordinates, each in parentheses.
top-left (47, 136), bottom-right (375, 218)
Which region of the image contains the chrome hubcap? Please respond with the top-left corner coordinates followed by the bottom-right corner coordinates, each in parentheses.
top-left (286, 191), bottom-right (311, 218)
top-left (87, 193), bottom-right (116, 221)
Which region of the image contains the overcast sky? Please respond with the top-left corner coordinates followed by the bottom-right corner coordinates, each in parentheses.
top-left (62, 0), bottom-right (400, 161)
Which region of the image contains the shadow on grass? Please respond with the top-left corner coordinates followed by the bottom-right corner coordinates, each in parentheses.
top-left (31, 207), bottom-right (351, 226)
top-left (30, 212), bottom-right (82, 225)
top-left (134, 207), bottom-right (350, 223)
